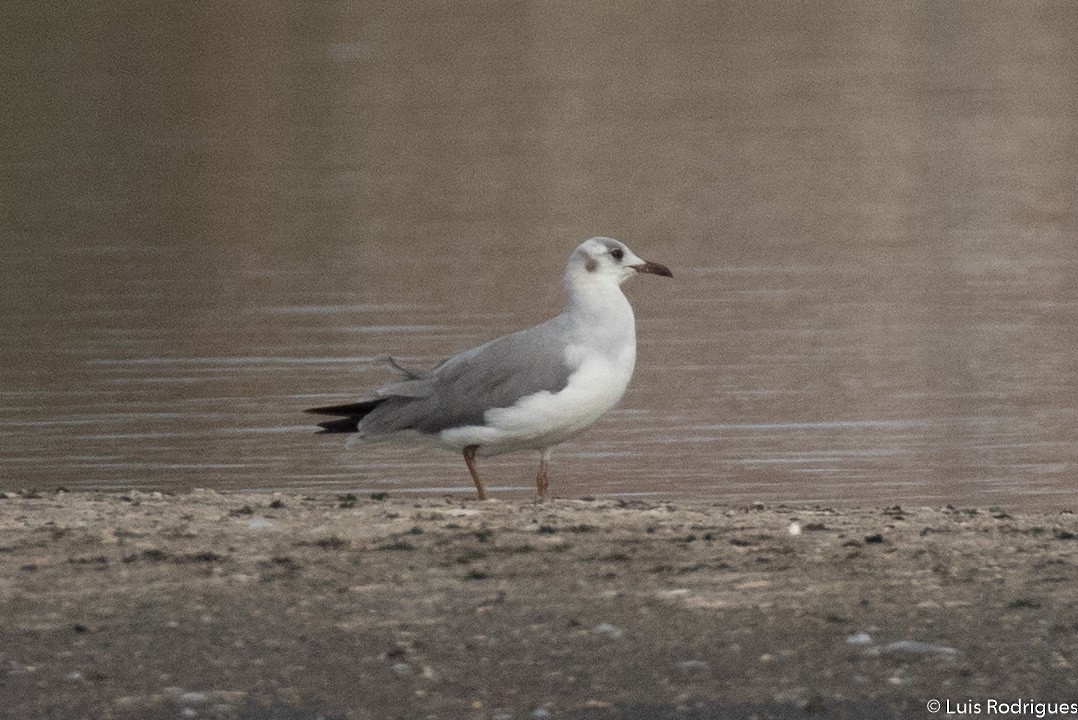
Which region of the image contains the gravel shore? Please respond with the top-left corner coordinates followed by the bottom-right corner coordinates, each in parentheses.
top-left (1, 490), bottom-right (1075, 719)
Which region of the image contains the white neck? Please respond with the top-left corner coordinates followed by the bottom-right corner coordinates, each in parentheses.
top-left (563, 265), bottom-right (637, 354)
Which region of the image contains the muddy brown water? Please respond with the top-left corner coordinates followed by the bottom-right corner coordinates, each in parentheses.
top-left (2, 2), bottom-right (1077, 507)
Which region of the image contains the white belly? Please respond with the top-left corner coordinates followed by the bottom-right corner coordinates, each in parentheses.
top-left (439, 349), bottom-right (635, 455)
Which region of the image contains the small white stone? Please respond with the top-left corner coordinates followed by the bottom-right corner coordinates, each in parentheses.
top-left (677, 660), bottom-right (709, 673)
top-left (846, 632), bottom-right (873, 646)
top-left (594, 623), bottom-right (624, 639)
top-left (882, 640), bottom-right (957, 656)
top-left (788, 521), bottom-right (802, 536)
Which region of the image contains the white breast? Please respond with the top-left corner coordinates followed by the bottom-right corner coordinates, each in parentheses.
top-left (439, 341), bottom-right (636, 454)
top-left (439, 269), bottom-right (639, 455)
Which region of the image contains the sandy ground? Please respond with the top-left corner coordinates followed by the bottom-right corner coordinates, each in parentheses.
top-left (0, 489), bottom-right (1076, 720)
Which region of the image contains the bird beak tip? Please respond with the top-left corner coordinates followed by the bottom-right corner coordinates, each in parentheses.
top-left (634, 261), bottom-right (673, 278)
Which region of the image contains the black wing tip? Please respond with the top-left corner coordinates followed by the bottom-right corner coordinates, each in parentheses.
top-left (305, 399), bottom-right (384, 417)
top-left (307, 398), bottom-right (387, 433)
top-left (315, 417), bottom-right (362, 434)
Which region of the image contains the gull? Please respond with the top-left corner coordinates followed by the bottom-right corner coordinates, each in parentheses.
top-left (306, 237), bottom-right (672, 500)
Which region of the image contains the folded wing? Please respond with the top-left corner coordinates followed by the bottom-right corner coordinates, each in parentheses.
top-left (307, 316), bottom-right (575, 437)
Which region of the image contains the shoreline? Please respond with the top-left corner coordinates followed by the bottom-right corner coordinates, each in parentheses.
top-left (1, 490), bottom-right (1075, 719)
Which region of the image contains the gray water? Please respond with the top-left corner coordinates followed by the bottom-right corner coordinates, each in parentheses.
top-left (2, 2), bottom-right (1077, 507)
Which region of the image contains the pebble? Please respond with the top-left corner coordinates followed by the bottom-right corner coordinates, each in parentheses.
top-left (846, 632), bottom-right (873, 646)
top-left (392, 662), bottom-right (412, 676)
top-left (248, 517), bottom-right (275, 530)
top-left (532, 708), bottom-right (551, 718)
top-left (593, 623), bottom-right (624, 639)
top-left (677, 659), bottom-right (710, 673)
top-left (788, 521), bottom-right (802, 536)
top-left (881, 640), bottom-right (958, 656)
top-left (180, 691), bottom-right (208, 705)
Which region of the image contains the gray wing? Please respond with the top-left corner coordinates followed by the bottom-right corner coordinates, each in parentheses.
top-left (359, 315), bottom-right (574, 436)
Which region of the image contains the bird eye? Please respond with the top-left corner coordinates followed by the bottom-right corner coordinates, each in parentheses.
top-left (610, 248), bottom-right (624, 261)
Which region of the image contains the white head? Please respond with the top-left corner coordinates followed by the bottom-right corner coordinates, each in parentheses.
top-left (565, 237), bottom-right (673, 289)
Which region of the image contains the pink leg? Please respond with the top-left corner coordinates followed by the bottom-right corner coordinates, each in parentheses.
top-left (536, 448), bottom-right (553, 500)
top-left (463, 445), bottom-right (487, 500)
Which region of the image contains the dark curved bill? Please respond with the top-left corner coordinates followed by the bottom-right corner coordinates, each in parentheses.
top-left (632, 260), bottom-right (673, 277)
